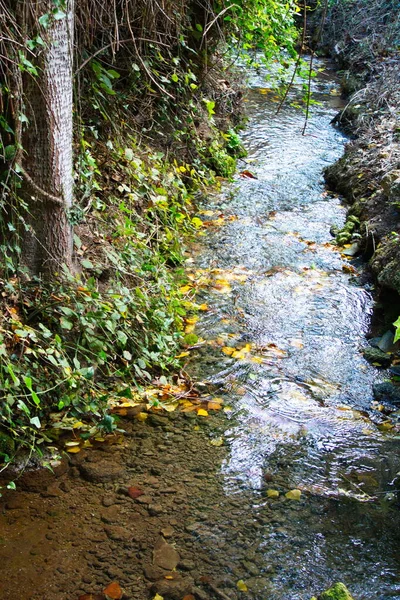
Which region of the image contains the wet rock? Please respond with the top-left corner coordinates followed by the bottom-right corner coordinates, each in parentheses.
top-left (372, 382), bottom-right (400, 405)
top-left (245, 576), bottom-right (273, 594)
top-left (319, 582), bottom-right (354, 600)
top-left (151, 575), bottom-right (194, 599)
top-left (153, 537), bottom-right (180, 570)
top-left (362, 346), bottom-right (391, 367)
top-left (78, 460), bottom-right (125, 483)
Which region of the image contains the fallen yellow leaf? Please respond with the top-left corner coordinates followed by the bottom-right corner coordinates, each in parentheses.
top-left (222, 346), bottom-right (235, 355)
top-left (266, 489), bottom-right (280, 498)
top-left (237, 580), bottom-right (248, 592)
top-left (179, 285), bottom-right (192, 294)
top-left (208, 401), bottom-right (222, 410)
top-left (185, 316), bottom-right (198, 325)
top-left (175, 351), bottom-right (190, 358)
top-left (199, 303), bottom-right (208, 311)
top-left (136, 412), bottom-right (148, 421)
top-left (285, 489), bottom-right (302, 500)
top-left (210, 437), bottom-right (224, 446)
top-left (66, 446), bottom-right (81, 453)
top-left (197, 408), bottom-right (209, 417)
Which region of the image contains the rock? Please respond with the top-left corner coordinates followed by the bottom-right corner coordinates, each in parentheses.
top-left (101, 505), bottom-right (120, 524)
top-left (41, 483), bottom-right (63, 498)
top-left (78, 460), bottom-right (125, 483)
top-left (160, 525), bottom-right (174, 538)
top-left (151, 575), bottom-right (194, 599)
top-left (377, 330), bottom-right (395, 352)
top-left (153, 537), bottom-right (180, 570)
top-left (148, 414), bottom-right (169, 427)
top-left (148, 503), bottom-right (163, 516)
top-left (362, 346), bottom-right (391, 367)
top-left (11, 456), bottom-right (69, 492)
top-left (319, 582), bottom-right (354, 600)
top-left (242, 560), bottom-right (260, 576)
top-left (136, 495), bottom-right (152, 504)
top-left (143, 565), bottom-right (168, 581)
top-left (104, 525), bottom-right (133, 542)
top-left (178, 559), bottom-right (196, 571)
top-left (102, 494), bottom-right (117, 507)
top-left (192, 586), bottom-right (208, 600)
top-left (372, 382), bottom-right (400, 405)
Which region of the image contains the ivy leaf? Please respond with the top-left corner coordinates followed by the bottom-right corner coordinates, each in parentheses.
top-left (30, 416), bottom-right (41, 429)
top-left (52, 9), bottom-right (66, 19)
top-left (38, 13), bottom-right (50, 28)
top-left (60, 317), bottom-right (73, 330)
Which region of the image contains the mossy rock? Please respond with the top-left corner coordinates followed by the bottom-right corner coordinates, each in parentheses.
top-left (362, 346), bottom-right (391, 367)
top-left (319, 582), bottom-right (354, 600)
top-left (0, 432), bottom-right (15, 459)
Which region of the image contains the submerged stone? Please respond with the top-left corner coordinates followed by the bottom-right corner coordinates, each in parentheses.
top-left (318, 582), bottom-right (354, 600)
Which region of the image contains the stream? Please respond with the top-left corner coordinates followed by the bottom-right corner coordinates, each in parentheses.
top-left (187, 59), bottom-right (400, 599)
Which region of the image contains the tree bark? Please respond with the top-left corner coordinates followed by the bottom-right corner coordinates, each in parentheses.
top-left (20, 0), bottom-right (74, 277)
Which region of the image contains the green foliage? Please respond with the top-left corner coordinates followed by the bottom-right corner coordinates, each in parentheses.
top-left (221, 0), bottom-right (300, 61)
top-left (0, 140), bottom-right (214, 451)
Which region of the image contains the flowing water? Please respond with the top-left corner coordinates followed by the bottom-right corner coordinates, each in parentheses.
top-left (188, 60), bottom-right (400, 598)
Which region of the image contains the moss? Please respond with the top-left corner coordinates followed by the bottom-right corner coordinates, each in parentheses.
top-left (319, 583), bottom-right (355, 600)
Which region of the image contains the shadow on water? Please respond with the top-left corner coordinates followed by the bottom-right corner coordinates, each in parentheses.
top-left (188, 59), bottom-right (400, 598)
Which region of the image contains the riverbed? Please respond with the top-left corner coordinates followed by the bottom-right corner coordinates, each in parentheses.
top-left (186, 58), bottom-right (400, 599)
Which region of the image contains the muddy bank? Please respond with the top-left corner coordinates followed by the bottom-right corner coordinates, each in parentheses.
top-left (0, 409), bottom-right (271, 600)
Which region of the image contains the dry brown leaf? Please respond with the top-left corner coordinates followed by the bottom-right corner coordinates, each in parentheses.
top-left (103, 581), bottom-right (123, 599)
top-left (128, 486), bottom-right (144, 499)
top-left (240, 170), bottom-right (257, 179)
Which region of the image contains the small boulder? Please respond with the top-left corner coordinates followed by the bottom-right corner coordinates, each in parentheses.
top-left (78, 460), bottom-right (125, 483)
top-left (362, 346), bottom-right (391, 368)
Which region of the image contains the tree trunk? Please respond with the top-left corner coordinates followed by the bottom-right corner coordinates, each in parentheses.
top-left (20, 0), bottom-right (74, 277)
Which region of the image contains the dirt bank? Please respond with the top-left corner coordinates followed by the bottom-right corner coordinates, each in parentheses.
top-left (320, 0), bottom-right (400, 307)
